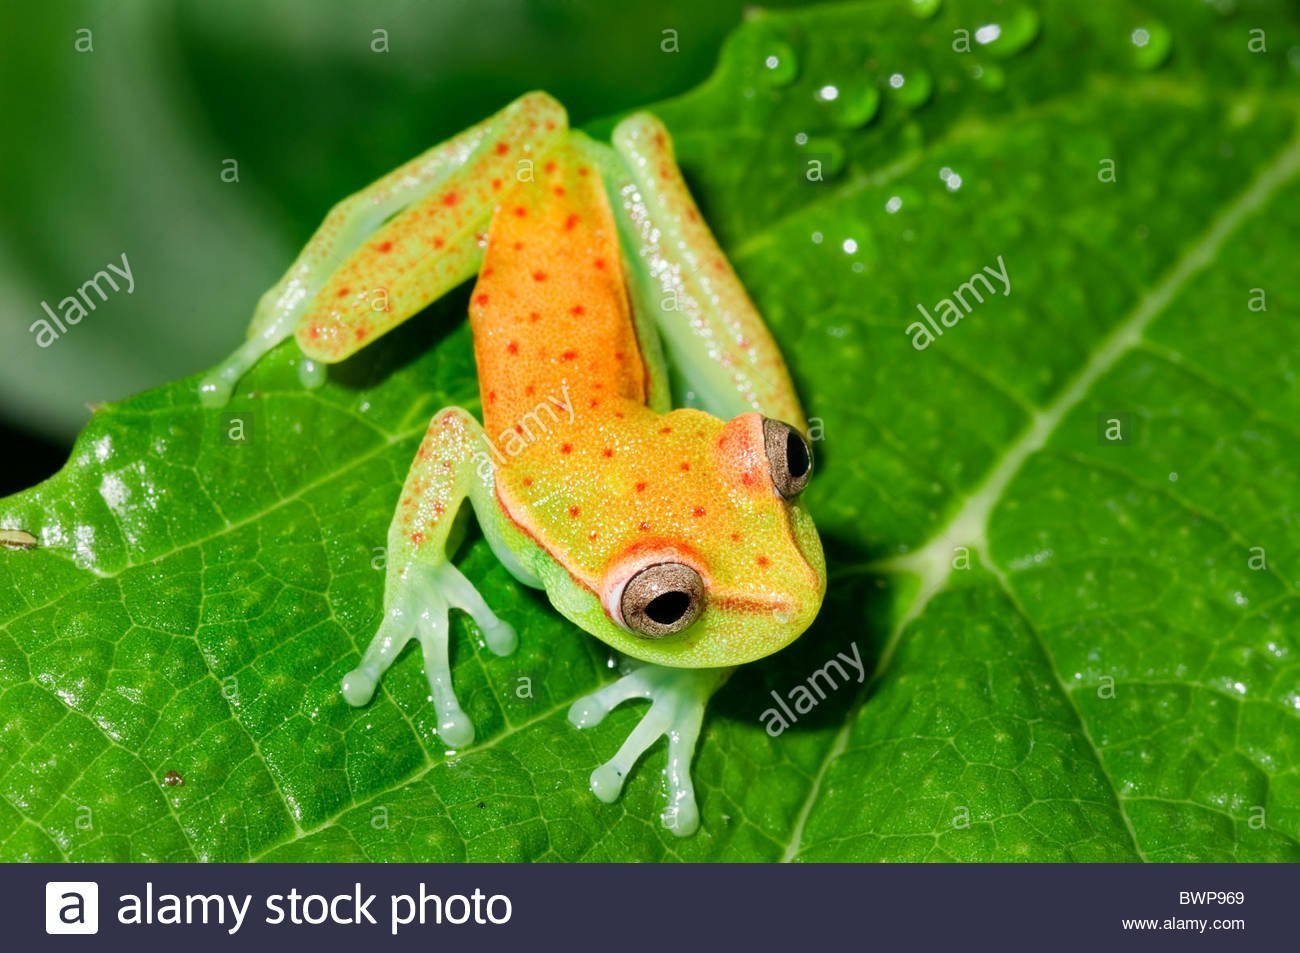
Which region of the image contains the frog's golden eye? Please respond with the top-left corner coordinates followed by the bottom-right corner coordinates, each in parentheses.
top-left (620, 562), bottom-right (705, 638)
top-left (763, 418), bottom-right (812, 499)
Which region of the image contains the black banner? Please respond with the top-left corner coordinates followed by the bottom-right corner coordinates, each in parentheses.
top-left (12, 863), bottom-right (1290, 950)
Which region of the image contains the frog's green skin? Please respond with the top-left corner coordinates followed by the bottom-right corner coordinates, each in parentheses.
top-left (202, 93), bottom-right (826, 836)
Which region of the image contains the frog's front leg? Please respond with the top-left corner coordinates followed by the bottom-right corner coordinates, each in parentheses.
top-left (342, 408), bottom-right (519, 748)
top-left (200, 92), bottom-right (567, 407)
top-left (569, 663), bottom-right (730, 837)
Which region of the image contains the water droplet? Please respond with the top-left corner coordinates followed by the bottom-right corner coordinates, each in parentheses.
top-left (977, 7), bottom-right (1040, 59)
top-left (908, 0), bottom-right (942, 18)
top-left (1129, 21), bottom-right (1172, 70)
top-left (1168, 471), bottom-right (1178, 482)
top-left (816, 84), bottom-right (839, 102)
top-left (802, 135), bottom-right (846, 177)
top-left (830, 84), bottom-right (881, 129)
top-left (760, 41), bottom-right (799, 86)
top-left (794, 131), bottom-right (809, 145)
top-left (883, 185), bottom-right (923, 216)
top-left (811, 231), bottom-right (824, 244)
top-left (841, 238), bottom-right (858, 254)
top-left (886, 69), bottom-right (933, 109)
top-left (938, 166), bottom-right (963, 191)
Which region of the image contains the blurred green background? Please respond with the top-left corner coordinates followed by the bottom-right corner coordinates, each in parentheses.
top-left (0, 0), bottom-right (816, 494)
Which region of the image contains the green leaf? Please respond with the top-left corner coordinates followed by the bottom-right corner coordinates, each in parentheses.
top-left (3, 0), bottom-right (1300, 861)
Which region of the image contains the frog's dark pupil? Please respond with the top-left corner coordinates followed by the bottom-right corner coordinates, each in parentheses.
top-left (646, 591), bottom-right (691, 625)
top-left (786, 431), bottom-right (810, 478)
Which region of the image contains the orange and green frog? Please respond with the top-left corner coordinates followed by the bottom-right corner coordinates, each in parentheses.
top-left (202, 93), bottom-right (825, 836)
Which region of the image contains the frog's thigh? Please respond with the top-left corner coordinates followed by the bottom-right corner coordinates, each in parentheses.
top-left (201, 115), bottom-right (493, 407)
top-left (200, 92), bottom-right (568, 407)
top-left (610, 113), bottom-right (806, 431)
top-left (294, 95), bottom-right (569, 366)
top-left (342, 408), bottom-right (517, 749)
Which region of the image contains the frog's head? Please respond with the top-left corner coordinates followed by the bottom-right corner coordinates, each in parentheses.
top-left (567, 410), bottom-right (825, 668)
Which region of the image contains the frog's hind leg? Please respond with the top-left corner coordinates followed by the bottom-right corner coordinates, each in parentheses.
top-left (342, 408), bottom-right (517, 749)
top-left (200, 92), bottom-right (568, 407)
top-left (569, 663), bottom-right (729, 837)
top-left (607, 112), bottom-right (807, 432)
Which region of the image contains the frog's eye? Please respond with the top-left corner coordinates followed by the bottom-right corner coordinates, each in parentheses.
top-left (763, 418), bottom-right (812, 499)
top-left (619, 562), bottom-right (705, 638)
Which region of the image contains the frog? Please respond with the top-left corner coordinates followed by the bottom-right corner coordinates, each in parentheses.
top-left (200, 92), bottom-right (826, 836)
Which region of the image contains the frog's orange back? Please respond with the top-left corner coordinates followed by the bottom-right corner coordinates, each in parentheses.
top-left (468, 140), bottom-right (649, 437)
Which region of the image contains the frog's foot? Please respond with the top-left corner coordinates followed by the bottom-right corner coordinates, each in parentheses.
top-left (568, 663), bottom-right (729, 837)
top-left (341, 562), bottom-right (516, 748)
top-left (198, 301), bottom-right (324, 408)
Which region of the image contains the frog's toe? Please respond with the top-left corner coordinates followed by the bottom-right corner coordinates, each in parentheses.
top-left (200, 302), bottom-right (324, 407)
top-left (197, 375), bottom-right (235, 409)
top-left (429, 561), bottom-right (518, 657)
top-left (199, 328), bottom-right (292, 408)
top-left (569, 664), bottom-right (724, 837)
top-left (341, 604), bottom-right (413, 706)
top-left (480, 618), bottom-right (518, 656)
top-left (413, 594), bottom-right (476, 749)
top-left (585, 702), bottom-right (671, 804)
top-left (567, 665), bottom-right (653, 728)
top-left (297, 356), bottom-right (327, 389)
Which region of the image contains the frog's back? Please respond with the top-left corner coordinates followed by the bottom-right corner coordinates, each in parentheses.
top-left (468, 140), bottom-right (650, 438)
